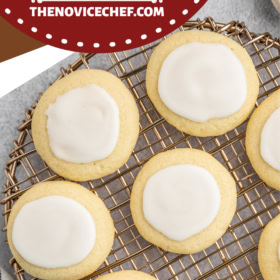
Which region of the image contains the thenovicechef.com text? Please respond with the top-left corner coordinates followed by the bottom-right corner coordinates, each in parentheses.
top-left (30, 6), bottom-right (165, 17)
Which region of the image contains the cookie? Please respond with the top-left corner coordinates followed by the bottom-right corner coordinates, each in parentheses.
top-left (146, 30), bottom-right (259, 137)
top-left (258, 215), bottom-right (280, 280)
top-left (272, 0), bottom-right (280, 13)
top-left (246, 90), bottom-right (280, 190)
top-left (7, 181), bottom-right (114, 280)
top-left (131, 148), bottom-right (237, 254)
top-left (97, 270), bottom-right (156, 280)
top-left (32, 69), bottom-right (139, 181)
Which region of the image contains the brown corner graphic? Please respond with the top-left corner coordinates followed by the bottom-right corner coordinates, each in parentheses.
top-left (0, 16), bottom-right (45, 63)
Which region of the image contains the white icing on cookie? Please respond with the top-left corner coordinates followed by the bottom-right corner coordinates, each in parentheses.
top-left (158, 42), bottom-right (247, 122)
top-left (260, 106), bottom-right (280, 171)
top-left (45, 84), bottom-right (119, 163)
top-left (143, 164), bottom-right (220, 241)
top-left (12, 196), bottom-right (96, 268)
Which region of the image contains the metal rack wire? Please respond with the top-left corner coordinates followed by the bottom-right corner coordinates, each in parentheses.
top-left (1, 17), bottom-right (280, 280)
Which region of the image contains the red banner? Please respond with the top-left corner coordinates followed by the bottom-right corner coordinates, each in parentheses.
top-left (0, 0), bottom-right (208, 53)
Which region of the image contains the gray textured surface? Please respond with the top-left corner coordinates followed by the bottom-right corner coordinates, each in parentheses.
top-left (196, 0), bottom-right (280, 38)
top-left (1, 0), bottom-right (280, 278)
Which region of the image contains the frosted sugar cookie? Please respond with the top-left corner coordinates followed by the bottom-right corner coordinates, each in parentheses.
top-left (131, 148), bottom-right (237, 254)
top-left (32, 69), bottom-right (139, 181)
top-left (7, 181), bottom-right (114, 280)
top-left (146, 30), bottom-right (259, 137)
top-left (97, 270), bottom-right (156, 280)
top-left (246, 90), bottom-right (280, 190)
top-left (258, 215), bottom-right (280, 280)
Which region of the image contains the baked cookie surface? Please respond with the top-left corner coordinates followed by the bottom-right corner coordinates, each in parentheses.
top-left (97, 270), bottom-right (156, 280)
top-left (258, 215), bottom-right (280, 280)
top-left (130, 148), bottom-right (237, 254)
top-left (32, 69), bottom-right (139, 181)
top-left (246, 90), bottom-right (280, 190)
top-left (146, 30), bottom-right (259, 137)
top-left (7, 181), bottom-right (114, 280)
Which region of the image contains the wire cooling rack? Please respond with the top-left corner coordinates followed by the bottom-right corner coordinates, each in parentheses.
top-left (1, 17), bottom-right (280, 280)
